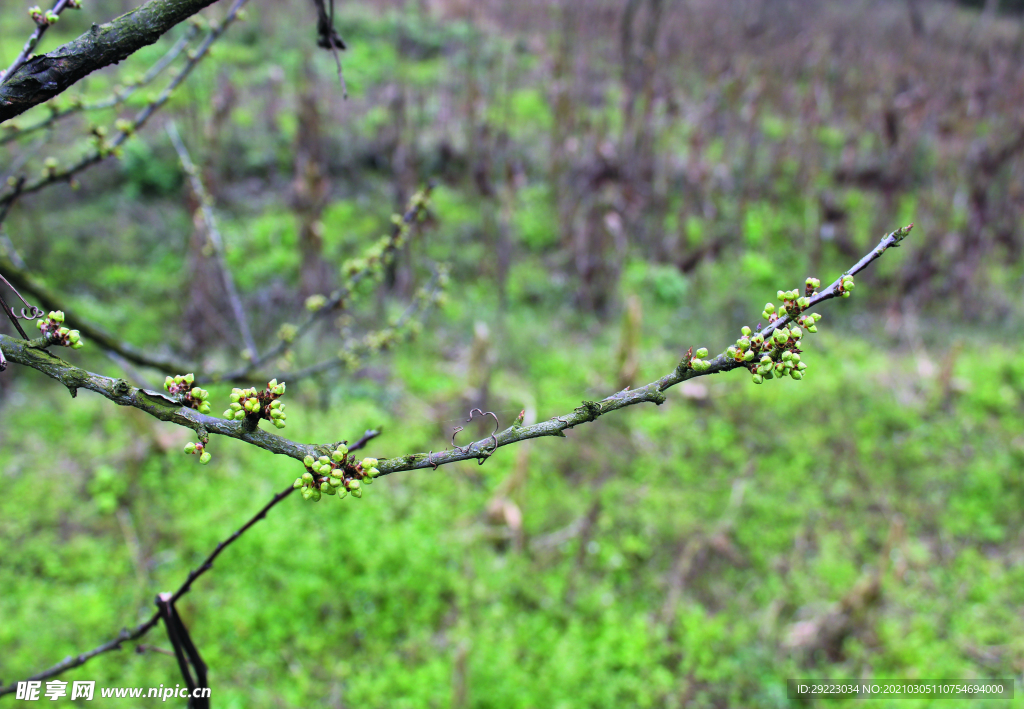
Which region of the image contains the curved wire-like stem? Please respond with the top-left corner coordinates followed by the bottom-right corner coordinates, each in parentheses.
top-left (0, 429), bottom-right (379, 697)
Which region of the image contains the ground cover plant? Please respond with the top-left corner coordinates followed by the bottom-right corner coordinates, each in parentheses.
top-left (1, 0), bottom-right (1023, 706)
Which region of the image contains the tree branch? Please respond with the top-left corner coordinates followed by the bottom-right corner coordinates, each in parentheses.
top-left (0, 0), bottom-right (223, 123)
top-left (0, 226), bottom-right (912, 693)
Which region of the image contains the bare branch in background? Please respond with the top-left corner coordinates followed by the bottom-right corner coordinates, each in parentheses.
top-left (167, 120), bottom-right (259, 361)
top-left (0, 0), bottom-right (250, 210)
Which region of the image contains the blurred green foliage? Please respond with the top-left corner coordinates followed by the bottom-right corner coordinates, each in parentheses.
top-left (1, 1), bottom-right (1022, 707)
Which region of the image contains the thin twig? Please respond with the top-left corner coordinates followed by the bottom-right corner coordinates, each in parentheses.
top-left (167, 120), bottom-right (259, 360)
top-left (0, 430), bottom-right (380, 697)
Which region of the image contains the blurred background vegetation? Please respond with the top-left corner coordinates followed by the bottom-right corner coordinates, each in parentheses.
top-left (2, 0), bottom-right (1024, 706)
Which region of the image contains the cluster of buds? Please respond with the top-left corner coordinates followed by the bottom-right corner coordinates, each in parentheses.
top-left (293, 443), bottom-right (379, 501)
top-left (163, 373), bottom-right (211, 414)
top-left (28, 6), bottom-right (60, 25)
top-left (183, 441), bottom-right (212, 465)
top-left (762, 277), bottom-right (821, 322)
top-left (36, 311), bottom-right (83, 349)
top-left (689, 347), bottom-right (712, 372)
top-left (223, 379), bottom-right (287, 429)
top-left (749, 325), bottom-right (810, 384)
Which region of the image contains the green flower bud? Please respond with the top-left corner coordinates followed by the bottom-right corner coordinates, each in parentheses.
top-left (53, 311), bottom-right (65, 323)
top-left (271, 409), bottom-right (283, 419)
top-left (790, 370), bottom-right (804, 380)
top-left (332, 450), bottom-right (346, 462)
top-left (790, 327), bottom-right (802, 340)
top-left (797, 361), bottom-right (807, 370)
top-left (268, 379), bottom-right (278, 389)
top-left (330, 476), bottom-right (344, 487)
top-left (764, 303), bottom-right (775, 314)
top-left (726, 346), bottom-right (738, 359)
top-left (791, 353), bottom-right (801, 363)
top-left (740, 326), bottom-right (751, 337)
top-left (302, 471), bottom-right (313, 483)
top-left (350, 487), bottom-right (363, 498)
top-left (806, 324), bottom-right (818, 333)
top-left (58, 326), bottom-right (69, 337)
top-left (337, 488), bottom-right (348, 499)
top-left (199, 451), bottom-right (212, 465)
top-left (311, 487), bottom-right (321, 501)
top-left (752, 373), bottom-right (764, 384)
top-left (323, 484), bottom-right (337, 495)
top-left (695, 348), bottom-right (709, 358)
top-left (303, 455), bottom-right (315, 467)
top-left (777, 306), bottom-right (788, 317)
top-left (67, 330), bottom-right (81, 344)
top-left (184, 442), bottom-right (196, 454)
top-left (347, 479), bottom-right (361, 490)
top-left (36, 319), bottom-right (45, 330)
top-left (763, 369), bottom-right (774, 379)
top-left (71, 341), bottom-right (84, 349)
top-left (190, 387), bottom-right (202, 399)
top-left (273, 420), bottom-right (286, 429)
top-left (301, 486), bottom-right (313, 500)
top-left (737, 337), bottom-right (750, 352)
top-left (811, 313), bottom-right (822, 322)
top-left (320, 481), bottom-right (331, 493)
top-left (364, 470), bottom-right (377, 482)
top-left (270, 399), bottom-right (281, 409)
top-left (229, 391), bottom-right (241, 403)
top-left (198, 402), bottom-right (211, 415)
top-left (842, 291), bottom-right (851, 298)
top-left (777, 290), bottom-right (786, 300)
top-left (317, 456), bottom-right (329, 465)
top-left (690, 357), bottom-right (703, 369)
top-left (843, 280), bottom-right (855, 291)
top-left (761, 311), bottom-right (771, 321)
top-left (751, 334), bottom-right (764, 347)
top-left (781, 350), bottom-right (792, 361)
top-left (223, 409), bottom-right (234, 418)
top-left (293, 477), bottom-right (304, 489)
top-left (361, 458), bottom-right (378, 470)
top-left (742, 350), bottom-right (755, 362)
top-left (273, 384), bottom-right (285, 396)
top-left (184, 373), bottom-right (194, 384)
top-left (773, 329), bottom-right (788, 344)
top-left (234, 410), bottom-right (246, 421)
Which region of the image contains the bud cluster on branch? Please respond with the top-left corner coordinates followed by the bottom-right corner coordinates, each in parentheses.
top-left (35, 310), bottom-right (83, 349)
top-left (295, 444), bottom-right (378, 501)
top-left (224, 379), bottom-right (287, 429)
